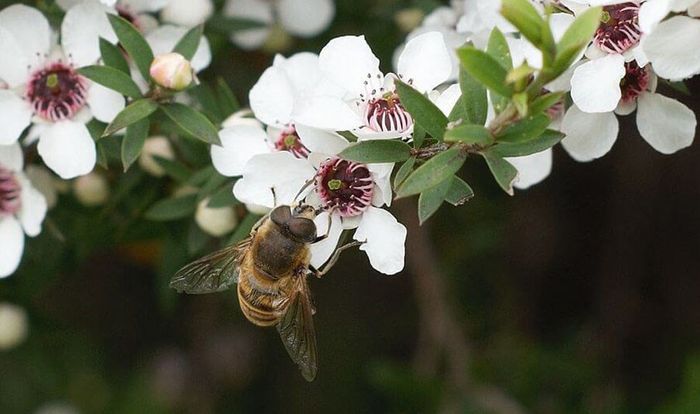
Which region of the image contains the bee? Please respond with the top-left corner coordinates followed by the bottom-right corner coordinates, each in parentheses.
top-left (170, 203), bottom-right (357, 381)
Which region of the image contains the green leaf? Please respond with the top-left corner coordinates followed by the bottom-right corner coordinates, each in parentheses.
top-left (496, 114), bottom-right (550, 143)
top-left (207, 183), bottom-right (238, 208)
top-left (412, 124), bottom-right (426, 149)
top-left (103, 99), bottom-right (158, 136)
top-left (229, 213), bottom-right (261, 244)
top-left (217, 77), bottom-right (240, 116)
top-left (173, 25), bottom-right (203, 60)
top-left (487, 29), bottom-right (513, 70)
top-left (397, 147), bottom-right (467, 198)
top-left (458, 66), bottom-right (488, 125)
top-left (418, 178), bottom-right (452, 225)
top-left (393, 157), bottom-right (416, 190)
top-left (444, 177), bottom-right (474, 206)
top-left (145, 194), bottom-right (198, 221)
top-left (482, 152), bottom-right (518, 195)
top-left (207, 15), bottom-right (267, 34)
top-left (121, 117), bottom-right (149, 172)
top-left (444, 124), bottom-right (493, 145)
top-left (530, 91), bottom-right (564, 115)
top-left (160, 103), bottom-right (221, 145)
top-left (395, 80), bottom-right (448, 140)
top-left (554, 7), bottom-right (602, 75)
top-left (339, 140), bottom-right (412, 163)
top-left (153, 156), bottom-right (191, 182)
top-left (491, 129), bottom-right (564, 157)
top-left (458, 47), bottom-right (514, 99)
top-left (187, 221), bottom-right (211, 255)
top-left (500, 0), bottom-right (545, 47)
top-left (108, 14), bottom-right (154, 80)
top-left (78, 65), bottom-right (142, 98)
top-left (190, 83), bottom-right (224, 123)
top-left (99, 38), bottom-right (129, 74)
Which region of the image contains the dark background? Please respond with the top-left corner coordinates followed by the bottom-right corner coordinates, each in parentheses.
top-left (1, 0), bottom-right (699, 413)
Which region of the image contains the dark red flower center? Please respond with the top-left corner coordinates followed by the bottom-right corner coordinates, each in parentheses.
top-left (274, 126), bottom-right (309, 159)
top-left (364, 93), bottom-right (413, 134)
top-left (594, 2), bottom-right (642, 54)
top-left (315, 157), bottom-right (373, 217)
top-left (0, 167), bottom-right (21, 216)
top-left (26, 62), bottom-right (88, 122)
top-left (620, 61), bottom-right (650, 103)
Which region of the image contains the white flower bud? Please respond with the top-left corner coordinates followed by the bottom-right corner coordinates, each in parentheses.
top-left (73, 172), bottom-right (109, 207)
top-left (150, 53), bottom-right (193, 91)
top-left (394, 8), bottom-right (425, 32)
top-left (139, 136), bottom-right (175, 177)
top-left (195, 198), bottom-right (238, 237)
top-left (0, 303), bottom-right (28, 351)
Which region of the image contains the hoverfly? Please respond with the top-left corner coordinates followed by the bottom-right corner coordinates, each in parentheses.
top-left (170, 203), bottom-right (358, 381)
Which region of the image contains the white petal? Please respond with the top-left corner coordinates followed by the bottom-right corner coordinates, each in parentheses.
top-left (277, 0), bottom-right (334, 37)
top-left (121, 0), bottom-right (171, 13)
top-left (0, 217), bottom-right (24, 278)
top-left (16, 174), bottom-right (47, 237)
top-left (0, 5), bottom-right (50, 65)
top-left (146, 25), bottom-right (212, 72)
top-left (294, 124), bottom-right (348, 155)
top-left (433, 83), bottom-right (461, 116)
top-left (211, 124), bottom-right (271, 177)
top-left (276, 52), bottom-right (322, 96)
top-left (309, 212), bottom-right (342, 268)
top-left (561, 106), bottom-right (619, 162)
top-left (506, 149), bottom-right (552, 190)
top-left (398, 31), bottom-right (452, 93)
top-left (293, 96), bottom-right (363, 131)
top-left (353, 206), bottom-right (406, 275)
top-left (37, 121), bottom-right (96, 179)
top-left (570, 55), bottom-right (625, 113)
top-left (550, 13), bottom-right (576, 41)
top-left (636, 92), bottom-right (696, 154)
top-left (233, 152), bottom-right (315, 208)
top-left (0, 142), bottom-right (23, 171)
top-left (61, 1), bottom-right (117, 67)
top-left (0, 90), bottom-right (31, 145)
top-left (318, 35), bottom-right (381, 98)
top-left (56, 0), bottom-right (82, 10)
top-left (0, 25), bottom-right (30, 88)
top-left (369, 163), bottom-right (394, 207)
top-left (249, 66), bottom-right (295, 126)
top-left (639, 0), bottom-right (672, 33)
top-left (223, 0), bottom-right (273, 50)
top-left (24, 165), bottom-right (58, 209)
top-left (643, 16), bottom-right (700, 81)
top-left (86, 82), bottom-right (125, 123)
top-left (160, 0), bottom-right (214, 27)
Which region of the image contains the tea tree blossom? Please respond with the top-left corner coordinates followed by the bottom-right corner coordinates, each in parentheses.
top-left (57, 0), bottom-right (168, 33)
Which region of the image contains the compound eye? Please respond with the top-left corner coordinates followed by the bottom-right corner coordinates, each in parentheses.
top-left (270, 205), bottom-right (292, 226)
top-left (286, 217), bottom-right (317, 243)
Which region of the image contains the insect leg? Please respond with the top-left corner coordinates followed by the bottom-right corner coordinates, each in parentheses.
top-left (315, 241), bottom-right (363, 278)
top-left (311, 208), bottom-right (335, 243)
top-left (292, 177), bottom-right (315, 204)
top-left (270, 187), bottom-right (277, 207)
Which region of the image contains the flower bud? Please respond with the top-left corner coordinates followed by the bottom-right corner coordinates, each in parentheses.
top-left (73, 172), bottom-right (109, 207)
top-left (0, 303), bottom-right (28, 351)
top-left (150, 53), bottom-right (193, 91)
top-left (195, 198), bottom-right (238, 237)
top-left (139, 136), bottom-right (175, 177)
top-left (394, 8), bottom-right (424, 32)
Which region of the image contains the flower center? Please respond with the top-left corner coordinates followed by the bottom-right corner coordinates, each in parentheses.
top-left (594, 2), bottom-right (642, 54)
top-left (364, 92), bottom-right (413, 135)
top-left (620, 61), bottom-right (650, 103)
top-left (0, 167), bottom-right (21, 216)
top-left (315, 157), bottom-right (374, 217)
top-left (26, 62), bottom-right (88, 122)
top-left (274, 126), bottom-right (309, 159)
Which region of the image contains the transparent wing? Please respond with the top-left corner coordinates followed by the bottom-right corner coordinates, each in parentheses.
top-left (276, 277), bottom-right (318, 382)
top-left (169, 238), bottom-right (252, 294)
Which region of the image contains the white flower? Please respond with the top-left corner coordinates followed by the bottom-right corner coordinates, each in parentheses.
top-left (57, 0), bottom-right (168, 33)
top-left (223, 0), bottom-right (335, 50)
top-left (0, 3), bottom-right (125, 179)
top-left (195, 198), bottom-right (238, 237)
top-left (642, 14), bottom-right (700, 80)
top-left (139, 136), bottom-right (175, 177)
top-left (0, 143), bottom-right (48, 278)
top-left (294, 32), bottom-right (452, 140)
top-left (0, 303), bottom-right (28, 350)
top-left (160, 0), bottom-right (214, 27)
top-left (73, 171), bottom-right (109, 206)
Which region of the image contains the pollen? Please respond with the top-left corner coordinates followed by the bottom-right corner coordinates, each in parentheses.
top-left (594, 2), bottom-right (642, 54)
top-left (315, 157), bottom-right (373, 217)
top-left (26, 62), bottom-right (88, 122)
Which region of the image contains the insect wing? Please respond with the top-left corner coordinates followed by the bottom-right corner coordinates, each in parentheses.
top-left (170, 238), bottom-right (251, 294)
top-left (276, 278), bottom-right (318, 381)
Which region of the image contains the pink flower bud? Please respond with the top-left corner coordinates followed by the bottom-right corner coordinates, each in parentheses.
top-left (149, 53), bottom-right (193, 91)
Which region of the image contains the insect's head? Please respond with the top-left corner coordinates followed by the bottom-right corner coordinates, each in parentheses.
top-left (292, 203), bottom-right (317, 220)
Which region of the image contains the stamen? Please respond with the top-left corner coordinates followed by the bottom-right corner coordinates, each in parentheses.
top-left (315, 157), bottom-right (374, 217)
top-left (363, 93), bottom-right (413, 135)
top-left (620, 61), bottom-right (650, 103)
top-left (273, 126), bottom-right (309, 159)
top-left (594, 2), bottom-right (642, 54)
top-left (0, 167), bottom-right (21, 216)
top-left (26, 62), bottom-right (88, 122)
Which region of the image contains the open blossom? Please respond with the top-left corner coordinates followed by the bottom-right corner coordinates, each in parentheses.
top-left (0, 3), bottom-right (125, 179)
top-left (0, 143), bottom-right (47, 278)
top-left (57, 0), bottom-right (167, 33)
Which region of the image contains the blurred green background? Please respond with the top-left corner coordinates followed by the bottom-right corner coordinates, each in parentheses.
top-left (1, 0), bottom-right (700, 413)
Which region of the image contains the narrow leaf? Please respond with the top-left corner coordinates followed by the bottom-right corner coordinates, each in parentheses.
top-left (458, 47), bottom-right (513, 98)
top-left (207, 183), bottom-right (239, 208)
top-left (339, 140), bottom-right (412, 163)
top-left (445, 177), bottom-right (474, 206)
top-left (153, 156), bottom-right (191, 182)
top-left (121, 117), bottom-right (149, 172)
top-left (217, 77), bottom-right (240, 116)
top-left (418, 178), bottom-right (452, 225)
top-left (487, 28), bottom-right (513, 70)
top-left (397, 148), bottom-right (467, 198)
top-left (99, 37), bottom-right (129, 74)
top-left (108, 14), bottom-right (154, 80)
top-left (482, 152), bottom-right (518, 196)
top-left (393, 157), bottom-right (416, 190)
top-left (496, 114), bottom-right (550, 143)
top-left (160, 103), bottom-right (221, 145)
top-left (500, 0), bottom-right (545, 47)
top-left (78, 65), bottom-right (142, 98)
top-left (145, 194), bottom-right (198, 221)
top-left (491, 129), bottom-right (564, 157)
top-left (229, 213), bottom-right (261, 244)
top-left (444, 124), bottom-right (493, 145)
top-left (103, 99), bottom-right (158, 136)
top-left (554, 7), bottom-right (602, 74)
top-left (458, 66), bottom-right (487, 125)
top-left (395, 80), bottom-right (448, 140)
top-left (173, 25), bottom-right (203, 60)
top-left (530, 91), bottom-right (564, 115)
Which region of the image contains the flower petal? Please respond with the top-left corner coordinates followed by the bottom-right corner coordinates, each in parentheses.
top-left (121, 0), bottom-right (171, 13)
top-left (397, 31), bottom-right (452, 93)
top-left (506, 149), bottom-right (552, 190)
top-left (86, 82), bottom-right (125, 123)
top-left (318, 35), bottom-right (381, 98)
top-left (636, 92), bottom-right (696, 154)
top-left (16, 173), bottom-right (47, 237)
top-left (0, 90), bottom-right (32, 145)
top-left (160, 0), bottom-right (214, 27)
top-left (211, 124), bottom-right (271, 177)
top-left (37, 121), bottom-right (96, 179)
top-left (275, 52), bottom-right (322, 96)
top-left (643, 16), bottom-right (700, 81)
top-left (293, 96), bottom-right (364, 131)
top-left (0, 142), bottom-right (23, 172)
top-left (276, 0), bottom-right (334, 37)
top-left (294, 124), bottom-right (349, 155)
top-left (0, 5), bottom-right (50, 65)
top-left (223, 0), bottom-right (273, 50)
top-left (146, 25), bottom-right (212, 72)
top-left (249, 66), bottom-right (295, 127)
top-left (353, 206), bottom-right (406, 275)
top-left (570, 54), bottom-right (625, 113)
top-left (561, 106), bottom-right (619, 162)
top-left (309, 212), bottom-right (342, 268)
top-left (432, 83), bottom-right (461, 116)
top-left (0, 217), bottom-right (24, 278)
top-left (61, 1), bottom-right (117, 68)
top-left (0, 25), bottom-right (30, 88)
